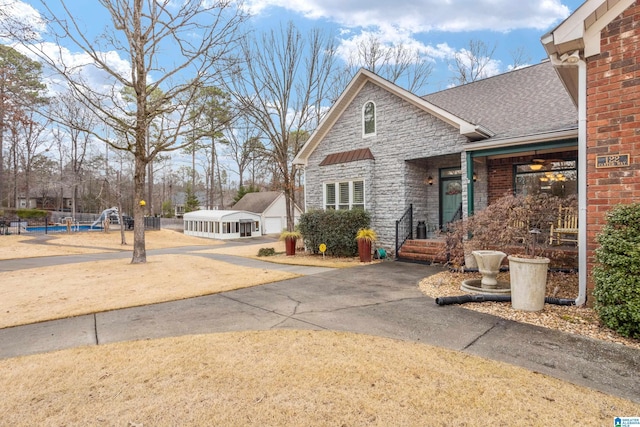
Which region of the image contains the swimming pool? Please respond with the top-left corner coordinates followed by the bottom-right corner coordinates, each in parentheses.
top-left (24, 225), bottom-right (103, 233)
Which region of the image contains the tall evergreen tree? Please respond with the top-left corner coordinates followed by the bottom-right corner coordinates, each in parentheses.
top-left (0, 45), bottom-right (47, 207)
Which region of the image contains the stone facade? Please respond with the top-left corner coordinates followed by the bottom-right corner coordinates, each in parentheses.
top-left (586, 1), bottom-right (640, 286)
top-left (305, 81), bottom-right (467, 251)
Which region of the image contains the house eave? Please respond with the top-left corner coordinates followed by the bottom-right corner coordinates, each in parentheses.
top-left (542, 0), bottom-right (635, 57)
top-left (464, 128), bottom-right (578, 152)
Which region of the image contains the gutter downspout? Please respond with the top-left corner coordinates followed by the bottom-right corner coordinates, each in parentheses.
top-left (576, 58), bottom-right (587, 306)
top-left (550, 52), bottom-right (587, 306)
top-left (300, 165), bottom-right (307, 214)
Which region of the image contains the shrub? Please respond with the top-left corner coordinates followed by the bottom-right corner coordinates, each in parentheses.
top-left (16, 209), bottom-right (48, 219)
top-left (442, 193), bottom-right (569, 267)
top-left (298, 209), bottom-right (370, 257)
top-left (593, 203), bottom-right (640, 339)
top-left (257, 247), bottom-right (276, 257)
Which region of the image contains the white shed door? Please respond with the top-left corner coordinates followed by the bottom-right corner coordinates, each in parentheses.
top-left (264, 217), bottom-right (283, 234)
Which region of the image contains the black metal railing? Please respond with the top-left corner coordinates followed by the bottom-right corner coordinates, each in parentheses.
top-left (395, 203), bottom-right (413, 259)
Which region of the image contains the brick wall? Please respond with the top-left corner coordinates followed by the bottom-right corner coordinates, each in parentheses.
top-left (586, 1), bottom-right (640, 287)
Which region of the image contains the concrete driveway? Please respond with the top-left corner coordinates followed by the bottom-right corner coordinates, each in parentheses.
top-left (0, 251), bottom-right (638, 403)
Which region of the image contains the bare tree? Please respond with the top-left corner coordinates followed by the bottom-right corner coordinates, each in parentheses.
top-left (50, 92), bottom-right (96, 218)
top-left (16, 108), bottom-right (49, 209)
top-left (7, 0), bottom-right (247, 263)
top-left (509, 46), bottom-right (531, 70)
top-left (330, 33), bottom-right (433, 101)
top-left (229, 22), bottom-right (337, 231)
top-left (449, 40), bottom-right (498, 86)
top-left (225, 118), bottom-right (264, 189)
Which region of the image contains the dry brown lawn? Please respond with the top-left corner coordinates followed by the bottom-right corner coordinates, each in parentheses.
top-left (1, 330), bottom-right (638, 426)
top-left (0, 230), bottom-right (639, 425)
top-left (0, 254), bottom-right (298, 329)
top-left (0, 230), bottom-right (300, 328)
top-left (0, 229), bottom-right (218, 260)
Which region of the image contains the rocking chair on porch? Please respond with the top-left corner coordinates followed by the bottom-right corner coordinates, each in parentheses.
top-left (549, 206), bottom-right (578, 246)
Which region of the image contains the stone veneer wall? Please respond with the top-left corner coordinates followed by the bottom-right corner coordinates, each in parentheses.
top-left (586, 1), bottom-right (640, 288)
top-left (305, 81), bottom-right (466, 251)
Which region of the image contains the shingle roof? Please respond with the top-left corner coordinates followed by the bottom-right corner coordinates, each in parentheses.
top-left (423, 61), bottom-right (577, 141)
top-left (319, 148), bottom-right (375, 166)
top-left (232, 191), bottom-right (282, 214)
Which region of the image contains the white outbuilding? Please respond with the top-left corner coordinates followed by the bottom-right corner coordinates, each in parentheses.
top-left (183, 210), bottom-right (261, 240)
top-left (232, 191), bottom-right (302, 235)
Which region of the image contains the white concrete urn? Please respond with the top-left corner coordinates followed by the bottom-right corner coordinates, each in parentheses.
top-left (472, 250), bottom-right (507, 289)
top-left (508, 255), bottom-right (550, 311)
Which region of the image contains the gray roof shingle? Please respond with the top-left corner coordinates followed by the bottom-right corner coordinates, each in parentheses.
top-left (423, 61), bottom-right (577, 141)
top-left (232, 191), bottom-right (282, 214)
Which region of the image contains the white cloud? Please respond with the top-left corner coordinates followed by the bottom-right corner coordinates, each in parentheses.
top-left (246, 0), bottom-right (571, 33)
top-left (0, 0), bottom-right (45, 42)
top-left (12, 41), bottom-right (131, 98)
top-left (249, 0), bottom-right (572, 74)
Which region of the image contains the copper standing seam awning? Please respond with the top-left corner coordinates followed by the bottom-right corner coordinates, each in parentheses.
top-left (319, 148), bottom-right (375, 166)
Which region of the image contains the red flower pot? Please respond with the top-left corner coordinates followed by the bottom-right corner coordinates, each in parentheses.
top-left (358, 239), bottom-right (372, 262)
top-left (285, 237), bottom-right (297, 256)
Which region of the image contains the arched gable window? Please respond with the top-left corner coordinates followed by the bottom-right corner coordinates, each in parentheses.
top-left (363, 101), bottom-right (376, 136)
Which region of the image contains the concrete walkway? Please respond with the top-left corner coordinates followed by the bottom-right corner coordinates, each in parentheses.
top-left (1, 247), bottom-right (639, 403)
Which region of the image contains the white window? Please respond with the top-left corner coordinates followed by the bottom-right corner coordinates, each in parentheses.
top-left (352, 180), bottom-right (364, 210)
top-left (325, 183), bottom-right (336, 210)
top-left (363, 101), bottom-right (376, 136)
top-left (325, 180), bottom-right (365, 210)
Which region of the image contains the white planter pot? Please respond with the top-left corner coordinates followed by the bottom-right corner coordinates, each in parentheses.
top-left (508, 255), bottom-right (550, 311)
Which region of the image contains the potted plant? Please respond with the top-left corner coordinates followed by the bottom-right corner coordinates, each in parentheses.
top-left (503, 196), bottom-right (565, 311)
top-left (356, 228), bottom-right (377, 262)
top-left (507, 229), bottom-right (551, 311)
top-left (280, 230), bottom-right (302, 256)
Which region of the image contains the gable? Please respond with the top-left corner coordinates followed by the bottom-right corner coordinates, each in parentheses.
top-left (293, 69), bottom-right (489, 166)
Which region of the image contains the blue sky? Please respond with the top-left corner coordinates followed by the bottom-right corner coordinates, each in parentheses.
top-left (243, 0), bottom-right (586, 92)
top-left (5, 0), bottom-right (586, 95)
top-left (1, 0), bottom-right (586, 185)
